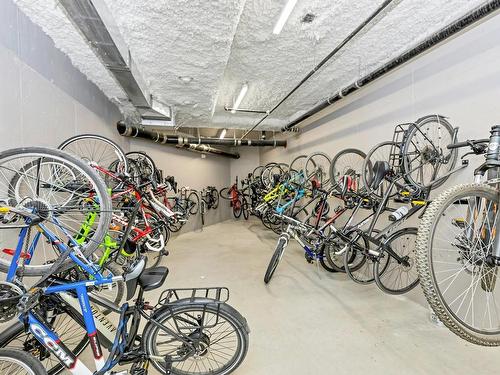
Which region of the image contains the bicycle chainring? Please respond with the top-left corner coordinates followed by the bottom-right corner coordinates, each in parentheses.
top-left (0, 281), bottom-right (24, 322)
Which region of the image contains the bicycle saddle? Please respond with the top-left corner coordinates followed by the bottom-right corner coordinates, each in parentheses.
top-left (138, 266), bottom-right (169, 292)
top-left (370, 161), bottom-right (391, 190)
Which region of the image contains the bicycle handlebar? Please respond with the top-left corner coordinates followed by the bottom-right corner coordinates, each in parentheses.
top-left (447, 139), bottom-right (488, 149)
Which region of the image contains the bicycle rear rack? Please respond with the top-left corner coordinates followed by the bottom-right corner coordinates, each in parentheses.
top-left (156, 287), bottom-right (230, 307)
top-left (390, 122), bottom-right (416, 171)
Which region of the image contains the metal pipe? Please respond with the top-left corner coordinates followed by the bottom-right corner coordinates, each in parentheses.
top-left (175, 144), bottom-right (241, 159)
top-left (282, 0), bottom-right (500, 132)
top-left (117, 122), bottom-right (240, 158)
top-left (240, 0), bottom-right (395, 139)
top-left (117, 122), bottom-right (286, 147)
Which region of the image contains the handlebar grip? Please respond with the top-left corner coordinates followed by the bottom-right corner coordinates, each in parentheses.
top-left (447, 139), bottom-right (489, 149)
top-left (447, 141), bottom-right (469, 149)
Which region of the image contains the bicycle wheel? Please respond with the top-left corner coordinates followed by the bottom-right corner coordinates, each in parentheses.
top-left (143, 301), bottom-right (249, 375)
top-left (261, 163), bottom-right (283, 189)
top-left (329, 148), bottom-right (366, 193)
top-left (304, 152), bottom-right (331, 187)
top-left (344, 234), bottom-right (382, 284)
top-left (417, 183), bottom-right (500, 345)
top-left (188, 191), bottom-right (199, 214)
top-left (58, 134), bottom-right (128, 189)
top-left (374, 227), bottom-right (419, 295)
top-left (0, 299), bottom-right (87, 374)
top-left (0, 348), bottom-right (47, 375)
top-left (211, 188), bottom-right (219, 209)
top-left (219, 187), bottom-right (231, 200)
top-left (242, 197), bottom-right (249, 220)
top-left (324, 237), bottom-right (350, 272)
top-left (361, 141), bottom-right (399, 200)
top-left (252, 165), bottom-right (265, 181)
top-left (289, 155), bottom-right (308, 174)
top-left (264, 236), bottom-right (287, 283)
top-left (126, 151), bottom-right (158, 184)
top-left (0, 148), bottom-right (112, 276)
top-left (233, 198), bottom-right (242, 218)
top-left (401, 115), bottom-right (457, 191)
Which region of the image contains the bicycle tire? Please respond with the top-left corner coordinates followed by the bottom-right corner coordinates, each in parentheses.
top-left (252, 165), bottom-right (264, 181)
top-left (343, 234), bottom-right (376, 284)
top-left (143, 302), bottom-right (249, 375)
top-left (0, 148), bottom-right (112, 276)
top-left (58, 134), bottom-right (128, 188)
top-left (264, 237), bottom-right (287, 283)
top-left (401, 115), bottom-right (457, 191)
top-left (0, 348), bottom-right (47, 375)
top-left (187, 191), bottom-right (199, 215)
top-left (125, 151), bottom-right (158, 184)
top-left (0, 301), bottom-right (88, 374)
top-left (289, 155), bottom-right (308, 174)
top-left (242, 198), bottom-right (249, 220)
top-left (233, 198), bottom-right (242, 218)
top-left (416, 183), bottom-right (500, 346)
top-left (219, 187), bottom-right (231, 200)
top-left (211, 188), bottom-right (219, 209)
top-left (374, 227), bottom-right (419, 295)
top-left (361, 141), bottom-right (399, 200)
top-left (304, 152), bottom-right (331, 187)
top-left (329, 148), bottom-right (366, 192)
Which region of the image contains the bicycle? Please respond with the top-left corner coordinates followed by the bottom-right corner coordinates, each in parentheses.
top-left (220, 178), bottom-right (244, 219)
top-left (416, 125), bottom-right (500, 345)
top-left (334, 117), bottom-right (461, 294)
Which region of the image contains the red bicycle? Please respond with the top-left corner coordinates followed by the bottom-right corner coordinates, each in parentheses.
top-left (220, 177), bottom-right (249, 219)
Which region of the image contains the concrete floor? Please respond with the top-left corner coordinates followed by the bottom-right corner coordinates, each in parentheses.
top-left (73, 218), bottom-right (500, 374)
top-left (160, 219), bottom-right (499, 375)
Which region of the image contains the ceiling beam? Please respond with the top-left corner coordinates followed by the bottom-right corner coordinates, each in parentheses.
top-left (58, 0), bottom-right (172, 121)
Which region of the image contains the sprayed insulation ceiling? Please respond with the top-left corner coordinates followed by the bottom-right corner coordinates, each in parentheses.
top-left (15, 0), bottom-right (487, 130)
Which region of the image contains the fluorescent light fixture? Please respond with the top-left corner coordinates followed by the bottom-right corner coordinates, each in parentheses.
top-left (219, 128), bottom-right (227, 139)
top-left (273, 0), bottom-right (298, 35)
top-left (231, 83), bottom-right (249, 114)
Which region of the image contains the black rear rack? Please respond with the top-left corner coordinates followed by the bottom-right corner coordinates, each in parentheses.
top-left (156, 287), bottom-right (230, 307)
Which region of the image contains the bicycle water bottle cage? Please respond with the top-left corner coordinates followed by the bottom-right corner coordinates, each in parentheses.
top-left (370, 161), bottom-right (391, 190)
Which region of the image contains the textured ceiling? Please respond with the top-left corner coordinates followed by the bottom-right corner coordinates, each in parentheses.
top-left (15, 0), bottom-right (487, 130)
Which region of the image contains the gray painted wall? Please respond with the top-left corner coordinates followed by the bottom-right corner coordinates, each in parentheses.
top-left (0, 0), bottom-right (125, 149)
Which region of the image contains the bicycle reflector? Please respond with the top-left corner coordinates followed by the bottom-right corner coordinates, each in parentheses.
top-left (2, 248), bottom-right (31, 259)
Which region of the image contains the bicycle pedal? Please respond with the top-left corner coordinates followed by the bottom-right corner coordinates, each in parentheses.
top-left (304, 254), bottom-right (313, 264)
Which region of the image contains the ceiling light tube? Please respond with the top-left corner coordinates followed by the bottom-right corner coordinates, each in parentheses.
top-left (219, 128), bottom-right (227, 139)
top-left (273, 0), bottom-right (298, 35)
top-left (231, 83), bottom-right (249, 114)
